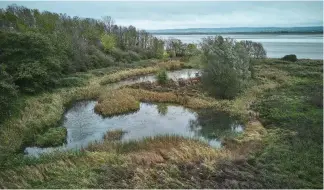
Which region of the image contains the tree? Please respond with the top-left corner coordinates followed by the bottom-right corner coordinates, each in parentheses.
top-left (165, 38), bottom-right (185, 57)
top-left (239, 40), bottom-right (267, 59)
top-left (200, 36), bottom-right (251, 99)
top-left (102, 16), bottom-right (115, 33)
top-left (101, 34), bottom-right (116, 52)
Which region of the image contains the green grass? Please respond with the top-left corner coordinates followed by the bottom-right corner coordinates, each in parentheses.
top-left (249, 60), bottom-right (323, 188)
top-left (34, 127), bottom-right (67, 147)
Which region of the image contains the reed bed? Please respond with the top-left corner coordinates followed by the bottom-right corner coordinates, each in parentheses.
top-left (94, 88), bottom-right (213, 116)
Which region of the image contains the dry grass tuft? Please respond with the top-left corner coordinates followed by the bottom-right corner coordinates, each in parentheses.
top-left (95, 90), bottom-right (140, 116)
top-left (104, 129), bottom-right (127, 141)
top-left (94, 88), bottom-right (213, 116)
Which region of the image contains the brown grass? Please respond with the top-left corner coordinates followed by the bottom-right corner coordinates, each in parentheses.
top-left (104, 129), bottom-right (127, 141)
top-left (94, 88), bottom-right (213, 116)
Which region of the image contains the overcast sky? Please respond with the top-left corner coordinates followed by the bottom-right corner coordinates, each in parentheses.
top-left (0, 1), bottom-right (323, 30)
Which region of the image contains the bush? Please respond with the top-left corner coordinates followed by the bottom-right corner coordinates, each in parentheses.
top-left (0, 32), bottom-right (62, 93)
top-left (88, 45), bottom-right (114, 68)
top-left (56, 77), bottom-right (87, 88)
top-left (127, 51), bottom-right (141, 62)
top-left (111, 48), bottom-right (129, 63)
top-left (200, 36), bottom-right (251, 99)
top-left (0, 67), bottom-right (18, 120)
top-left (282, 54), bottom-right (297, 62)
top-left (156, 69), bottom-right (168, 85)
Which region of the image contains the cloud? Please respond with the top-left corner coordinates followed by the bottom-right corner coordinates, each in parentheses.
top-left (1, 1), bottom-right (322, 30)
top-left (117, 9), bottom-right (323, 30)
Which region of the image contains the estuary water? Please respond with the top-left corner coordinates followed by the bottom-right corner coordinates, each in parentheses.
top-left (155, 34), bottom-right (323, 59)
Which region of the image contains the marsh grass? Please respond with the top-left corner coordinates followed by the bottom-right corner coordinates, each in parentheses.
top-left (94, 88), bottom-right (213, 116)
top-left (35, 127), bottom-right (67, 147)
top-left (104, 129), bottom-right (128, 141)
top-left (0, 58), bottom-right (322, 188)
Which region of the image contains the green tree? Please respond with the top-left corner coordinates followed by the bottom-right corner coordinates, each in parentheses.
top-left (200, 36), bottom-right (251, 99)
top-left (101, 34), bottom-right (116, 52)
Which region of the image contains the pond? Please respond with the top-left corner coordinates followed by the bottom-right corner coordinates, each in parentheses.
top-left (109, 68), bottom-right (201, 89)
top-left (25, 101), bottom-right (243, 156)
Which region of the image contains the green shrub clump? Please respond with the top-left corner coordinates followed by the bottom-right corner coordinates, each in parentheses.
top-left (156, 69), bottom-right (168, 85)
top-left (35, 127), bottom-right (67, 147)
top-left (282, 54), bottom-right (297, 62)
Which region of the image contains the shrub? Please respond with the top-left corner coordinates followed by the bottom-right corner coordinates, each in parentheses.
top-left (0, 31), bottom-right (62, 93)
top-left (111, 48), bottom-right (129, 63)
top-left (156, 69), bottom-right (168, 85)
top-left (56, 77), bottom-right (87, 88)
top-left (88, 45), bottom-right (114, 68)
top-left (127, 51), bottom-right (141, 62)
top-left (200, 36), bottom-right (251, 99)
top-left (282, 54), bottom-right (297, 62)
top-left (0, 66), bottom-right (18, 120)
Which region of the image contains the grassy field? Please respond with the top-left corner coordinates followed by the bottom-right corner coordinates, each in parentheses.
top-left (0, 58), bottom-right (322, 188)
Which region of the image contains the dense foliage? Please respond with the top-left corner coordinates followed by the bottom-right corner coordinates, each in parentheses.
top-left (239, 40), bottom-right (267, 58)
top-left (282, 54), bottom-right (298, 62)
top-left (156, 69), bottom-right (168, 84)
top-left (200, 36), bottom-right (256, 99)
top-left (165, 38), bottom-right (200, 58)
top-left (0, 4), bottom-right (165, 120)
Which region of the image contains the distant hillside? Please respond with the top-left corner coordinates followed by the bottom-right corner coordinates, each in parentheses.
top-left (149, 26), bottom-right (323, 35)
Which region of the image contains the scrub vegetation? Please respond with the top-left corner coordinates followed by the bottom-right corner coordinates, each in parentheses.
top-left (0, 4), bottom-right (322, 189)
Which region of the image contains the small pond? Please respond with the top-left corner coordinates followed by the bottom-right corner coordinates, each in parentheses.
top-left (25, 101), bottom-right (243, 156)
top-left (109, 68), bottom-right (201, 89)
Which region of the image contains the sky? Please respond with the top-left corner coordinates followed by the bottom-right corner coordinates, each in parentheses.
top-left (0, 1), bottom-right (323, 30)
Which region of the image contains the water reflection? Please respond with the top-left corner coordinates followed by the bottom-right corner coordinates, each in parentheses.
top-left (157, 103), bottom-right (168, 116)
top-left (25, 101), bottom-right (243, 156)
top-left (189, 109), bottom-right (243, 141)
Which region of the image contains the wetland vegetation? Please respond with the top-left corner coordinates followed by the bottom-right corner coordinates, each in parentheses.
top-left (0, 4), bottom-right (323, 189)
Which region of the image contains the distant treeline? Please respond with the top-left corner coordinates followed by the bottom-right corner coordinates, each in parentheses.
top-left (152, 31), bottom-right (323, 35)
top-left (150, 26), bottom-right (323, 35)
